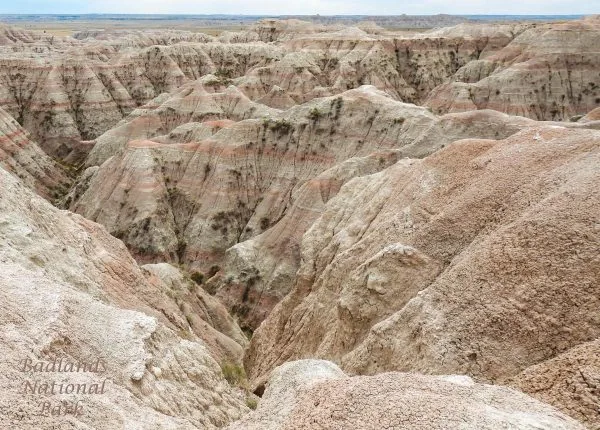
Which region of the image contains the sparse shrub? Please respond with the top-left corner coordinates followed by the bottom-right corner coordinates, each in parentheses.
top-left (208, 265), bottom-right (220, 278)
top-left (215, 68), bottom-right (233, 79)
top-left (308, 107), bottom-right (322, 121)
top-left (270, 119), bottom-right (292, 134)
top-left (190, 271), bottom-right (205, 285)
top-left (221, 362), bottom-right (247, 387)
top-left (246, 397), bottom-right (258, 410)
top-left (205, 77), bottom-right (221, 87)
top-left (331, 96), bottom-right (343, 119)
top-left (113, 230), bottom-right (126, 240)
top-left (259, 217), bottom-right (270, 231)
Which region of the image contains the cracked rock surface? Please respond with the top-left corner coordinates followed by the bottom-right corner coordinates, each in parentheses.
top-left (227, 360), bottom-right (585, 430)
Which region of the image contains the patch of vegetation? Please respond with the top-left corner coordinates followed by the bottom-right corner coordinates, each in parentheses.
top-left (176, 239), bottom-right (187, 261)
top-left (215, 68), bottom-right (233, 79)
top-left (203, 163), bottom-right (211, 181)
top-left (242, 326), bottom-right (254, 340)
top-left (208, 265), bottom-right (221, 278)
top-left (190, 271), bottom-right (205, 285)
top-left (206, 76), bottom-right (232, 87)
top-left (221, 362), bottom-right (247, 387)
top-left (259, 216), bottom-right (270, 231)
top-left (246, 397), bottom-right (258, 410)
top-left (239, 267), bottom-right (261, 299)
top-left (269, 119), bottom-right (292, 135)
top-left (331, 96), bottom-right (343, 120)
top-left (211, 210), bottom-right (236, 234)
top-left (308, 107), bottom-right (322, 122)
top-left (140, 217), bottom-right (151, 232)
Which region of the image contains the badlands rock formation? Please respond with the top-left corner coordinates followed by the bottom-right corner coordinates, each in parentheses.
top-left (0, 166), bottom-right (250, 429)
top-left (0, 106), bottom-right (69, 199)
top-left (2, 16), bottom-right (597, 165)
top-left (0, 29), bottom-right (280, 161)
top-left (426, 16), bottom-right (600, 120)
top-left (510, 339), bottom-right (600, 428)
top-left (69, 83), bottom-right (560, 330)
top-left (0, 15), bottom-right (599, 429)
top-left (244, 125), bottom-right (600, 426)
top-left (227, 360), bottom-right (584, 430)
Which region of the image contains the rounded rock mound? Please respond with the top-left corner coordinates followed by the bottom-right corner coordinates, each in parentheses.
top-left (227, 360), bottom-right (584, 430)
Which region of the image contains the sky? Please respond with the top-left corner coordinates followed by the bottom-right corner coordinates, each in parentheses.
top-left (0, 0), bottom-right (598, 15)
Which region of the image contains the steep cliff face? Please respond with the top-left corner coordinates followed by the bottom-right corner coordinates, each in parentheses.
top-left (1, 17), bottom-right (599, 429)
top-left (1, 17), bottom-right (595, 169)
top-left (0, 166), bottom-right (250, 429)
top-left (0, 35), bottom-right (281, 162)
top-left (0, 106), bottom-right (69, 199)
top-left (68, 84), bottom-right (558, 331)
top-left (244, 127), bottom-right (599, 404)
top-left (235, 22), bottom-right (527, 107)
top-left (0, 19), bottom-right (543, 165)
top-left (426, 17), bottom-right (600, 120)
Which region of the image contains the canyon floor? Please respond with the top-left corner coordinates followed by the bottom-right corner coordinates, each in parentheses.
top-left (0, 15), bottom-right (599, 430)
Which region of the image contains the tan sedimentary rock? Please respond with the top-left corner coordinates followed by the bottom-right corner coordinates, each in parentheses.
top-left (227, 360), bottom-right (584, 430)
top-left (1, 17), bottom-right (599, 428)
top-left (72, 28), bottom-right (215, 45)
top-left (70, 85), bottom-right (556, 330)
top-left (509, 339), bottom-right (600, 429)
top-left (214, 108), bottom-right (595, 331)
top-left (426, 18), bottom-right (600, 120)
top-left (0, 29), bottom-right (281, 161)
top-left (580, 107), bottom-right (600, 123)
top-left (71, 86), bottom-right (438, 266)
top-left (0, 166), bottom-right (248, 429)
top-left (235, 22), bottom-right (522, 107)
top-left (1, 16), bottom-right (595, 162)
top-left (85, 76), bottom-right (278, 167)
top-left (217, 149), bottom-right (403, 329)
top-left (244, 126), bottom-right (600, 414)
top-left (215, 108), bottom-right (539, 329)
top-left (142, 262), bottom-right (248, 363)
top-left (0, 23), bottom-right (62, 46)
top-left (0, 106), bottom-right (69, 199)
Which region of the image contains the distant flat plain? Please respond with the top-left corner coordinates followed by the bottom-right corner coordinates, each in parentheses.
top-left (0, 14), bottom-right (584, 37)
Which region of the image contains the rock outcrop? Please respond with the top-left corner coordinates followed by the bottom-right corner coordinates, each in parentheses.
top-left (0, 32), bottom-right (281, 161)
top-left (69, 85), bottom-right (564, 331)
top-left (0, 166), bottom-right (249, 429)
top-left (1, 16), bottom-right (599, 429)
top-left (244, 125), bottom-right (600, 421)
top-left (4, 16), bottom-right (595, 165)
top-left (426, 17), bottom-right (600, 120)
top-left (509, 339), bottom-right (600, 429)
top-left (227, 360), bottom-right (584, 430)
top-left (0, 15), bottom-right (596, 176)
top-left (0, 106), bottom-right (69, 199)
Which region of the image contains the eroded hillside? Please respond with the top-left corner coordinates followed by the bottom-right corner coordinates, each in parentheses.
top-left (0, 16), bottom-right (599, 430)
